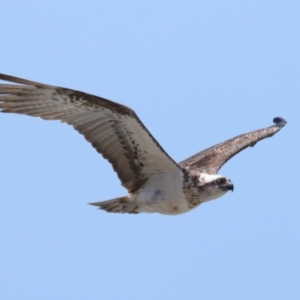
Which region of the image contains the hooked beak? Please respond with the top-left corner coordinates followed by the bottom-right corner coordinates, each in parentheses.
top-left (222, 183), bottom-right (234, 192)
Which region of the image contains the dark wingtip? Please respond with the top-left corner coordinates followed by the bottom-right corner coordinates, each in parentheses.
top-left (273, 117), bottom-right (287, 126)
top-left (88, 202), bottom-right (100, 206)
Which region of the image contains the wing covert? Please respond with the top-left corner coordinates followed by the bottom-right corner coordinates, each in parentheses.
top-left (179, 117), bottom-right (287, 174)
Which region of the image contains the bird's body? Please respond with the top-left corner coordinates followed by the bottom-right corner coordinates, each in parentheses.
top-left (102, 172), bottom-right (189, 215)
top-left (95, 172), bottom-right (231, 215)
top-left (0, 74), bottom-right (286, 215)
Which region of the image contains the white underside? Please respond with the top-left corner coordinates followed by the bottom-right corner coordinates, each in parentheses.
top-left (129, 169), bottom-right (190, 215)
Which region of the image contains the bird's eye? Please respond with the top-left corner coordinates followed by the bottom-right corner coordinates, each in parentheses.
top-left (216, 178), bottom-right (225, 184)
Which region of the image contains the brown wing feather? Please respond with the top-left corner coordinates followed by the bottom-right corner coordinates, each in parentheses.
top-left (0, 73), bottom-right (179, 192)
top-left (179, 117), bottom-right (287, 174)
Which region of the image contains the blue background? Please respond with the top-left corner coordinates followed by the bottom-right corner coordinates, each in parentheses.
top-left (0, 1), bottom-right (299, 299)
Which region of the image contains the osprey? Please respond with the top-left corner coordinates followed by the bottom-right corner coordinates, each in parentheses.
top-left (0, 74), bottom-right (287, 215)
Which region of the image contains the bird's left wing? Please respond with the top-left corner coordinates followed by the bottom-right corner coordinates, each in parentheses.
top-left (179, 117), bottom-right (287, 174)
top-left (0, 74), bottom-right (180, 192)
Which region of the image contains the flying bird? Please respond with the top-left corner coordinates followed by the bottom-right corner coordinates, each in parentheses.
top-left (0, 74), bottom-right (287, 215)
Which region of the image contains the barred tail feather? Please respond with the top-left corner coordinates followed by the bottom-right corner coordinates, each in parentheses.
top-left (89, 196), bottom-right (139, 214)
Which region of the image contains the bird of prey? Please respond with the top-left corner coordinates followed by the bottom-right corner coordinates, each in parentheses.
top-left (0, 74), bottom-right (287, 215)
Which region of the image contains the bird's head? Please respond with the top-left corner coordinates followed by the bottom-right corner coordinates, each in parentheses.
top-left (198, 174), bottom-right (234, 201)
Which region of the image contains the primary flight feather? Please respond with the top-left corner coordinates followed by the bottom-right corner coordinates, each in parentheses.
top-left (0, 74), bottom-right (287, 215)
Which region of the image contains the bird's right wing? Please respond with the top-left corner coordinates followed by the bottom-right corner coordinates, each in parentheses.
top-left (179, 117), bottom-right (287, 174)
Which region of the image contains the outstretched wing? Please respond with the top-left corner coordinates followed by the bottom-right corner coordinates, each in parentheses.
top-left (0, 74), bottom-right (179, 192)
top-left (179, 117), bottom-right (287, 174)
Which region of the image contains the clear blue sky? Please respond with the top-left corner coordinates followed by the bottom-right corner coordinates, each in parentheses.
top-left (1, 1), bottom-right (299, 299)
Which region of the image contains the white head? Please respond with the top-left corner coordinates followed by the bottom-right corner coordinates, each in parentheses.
top-left (198, 174), bottom-right (234, 202)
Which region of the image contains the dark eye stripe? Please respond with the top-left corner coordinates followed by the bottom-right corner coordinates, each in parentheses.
top-left (216, 178), bottom-right (225, 184)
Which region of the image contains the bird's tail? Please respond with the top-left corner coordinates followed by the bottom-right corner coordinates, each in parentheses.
top-left (89, 196), bottom-right (139, 214)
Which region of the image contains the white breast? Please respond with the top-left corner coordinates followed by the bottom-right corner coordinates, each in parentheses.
top-left (134, 169), bottom-right (191, 215)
